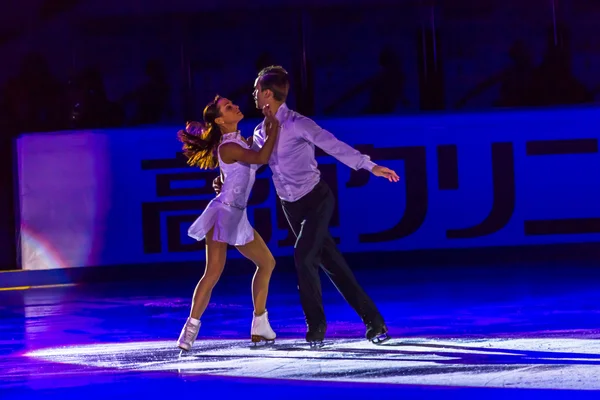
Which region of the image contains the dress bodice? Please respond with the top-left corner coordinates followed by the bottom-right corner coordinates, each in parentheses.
top-left (215, 131), bottom-right (258, 209)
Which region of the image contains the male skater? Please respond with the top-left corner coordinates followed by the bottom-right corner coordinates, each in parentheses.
top-left (215, 66), bottom-right (400, 347)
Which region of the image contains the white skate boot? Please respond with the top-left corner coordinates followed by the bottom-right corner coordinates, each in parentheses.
top-left (177, 317), bottom-right (200, 352)
top-left (251, 310), bottom-right (276, 344)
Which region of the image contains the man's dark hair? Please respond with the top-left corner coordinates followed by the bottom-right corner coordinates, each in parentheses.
top-left (257, 65), bottom-right (290, 102)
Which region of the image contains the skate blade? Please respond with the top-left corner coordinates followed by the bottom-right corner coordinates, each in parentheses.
top-left (371, 333), bottom-right (391, 345)
top-left (251, 335), bottom-right (275, 346)
top-left (177, 343), bottom-right (192, 355)
top-left (308, 341), bottom-right (325, 349)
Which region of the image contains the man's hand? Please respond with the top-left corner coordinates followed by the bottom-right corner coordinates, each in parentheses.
top-left (262, 104), bottom-right (280, 137)
top-left (213, 175), bottom-right (223, 194)
top-left (372, 165), bottom-right (400, 182)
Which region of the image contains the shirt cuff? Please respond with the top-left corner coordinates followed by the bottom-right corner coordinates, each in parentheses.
top-left (363, 160), bottom-right (377, 172)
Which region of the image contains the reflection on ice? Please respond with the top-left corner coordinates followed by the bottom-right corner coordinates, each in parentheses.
top-left (26, 337), bottom-right (600, 390)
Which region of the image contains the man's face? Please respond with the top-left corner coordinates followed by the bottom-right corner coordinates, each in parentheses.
top-left (253, 78), bottom-right (269, 110)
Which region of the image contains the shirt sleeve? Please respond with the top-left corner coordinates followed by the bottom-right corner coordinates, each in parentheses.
top-left (251, 124), bottom-right (265, 151)
top-left (295, 116), bottom-right (376, 171)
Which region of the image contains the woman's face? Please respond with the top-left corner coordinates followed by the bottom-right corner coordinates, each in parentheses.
top-left (216, 98), bottom-right (243, 125)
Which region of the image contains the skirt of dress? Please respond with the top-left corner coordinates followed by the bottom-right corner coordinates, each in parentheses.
top-left (187, 200), bottom-right (254, 246)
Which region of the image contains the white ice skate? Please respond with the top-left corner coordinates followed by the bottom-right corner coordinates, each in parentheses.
top-left (177, 317), bottom-right (200, 352)
top-left (251, 310), bottom-right (276, 344)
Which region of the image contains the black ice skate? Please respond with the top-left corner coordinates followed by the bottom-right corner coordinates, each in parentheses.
top-left (306, 326), bottom-right (326, 349)
top-left (366, 324), bottom-right (390, 345)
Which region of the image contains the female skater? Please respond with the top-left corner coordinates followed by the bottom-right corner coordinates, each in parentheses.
top-left (176, 95), bottom-right (280, 351)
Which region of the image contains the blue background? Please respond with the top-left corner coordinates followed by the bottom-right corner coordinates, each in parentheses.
top-left (16, 106), bottom-right (600, 269)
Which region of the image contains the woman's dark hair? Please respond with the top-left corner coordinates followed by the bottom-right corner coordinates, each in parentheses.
top-left (177, 95), bottom-right (222, 169)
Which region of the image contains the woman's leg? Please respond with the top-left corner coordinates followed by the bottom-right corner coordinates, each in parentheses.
top-left (190, 228), bottom-right (228, 319)
top-left (236, 229), bottom-right (276, 316)
top-left (178, 228), bottom-right (228, 351)
top-left (236, 229), bottom-right (277, 343)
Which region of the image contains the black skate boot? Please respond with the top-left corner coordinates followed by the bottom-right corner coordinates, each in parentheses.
top-left (366, 323), bottom-right (390, 345)
top-left (306, 325), bottom-right (326, 349)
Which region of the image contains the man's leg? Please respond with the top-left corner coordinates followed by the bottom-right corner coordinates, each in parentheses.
top-left (281, 183), bottom-right (334, 342)
top-left (319, 234), bottom-right (386, 333)
top-left (315, 183), bottom-right (388, 341)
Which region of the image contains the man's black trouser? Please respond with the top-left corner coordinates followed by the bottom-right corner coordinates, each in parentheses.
top-left (280, 180), bottom-right (384, 332)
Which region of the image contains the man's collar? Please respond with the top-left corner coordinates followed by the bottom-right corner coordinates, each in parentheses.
top-left (275, 103), bottom-right (288, 118)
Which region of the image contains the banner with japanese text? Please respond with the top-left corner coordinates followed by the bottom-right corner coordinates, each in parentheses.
top-left (16, 107), bottom-right (600, 270)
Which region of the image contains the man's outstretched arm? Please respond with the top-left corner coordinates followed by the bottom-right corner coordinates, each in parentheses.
top-left (297, 116), bottom-right (399, 182)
